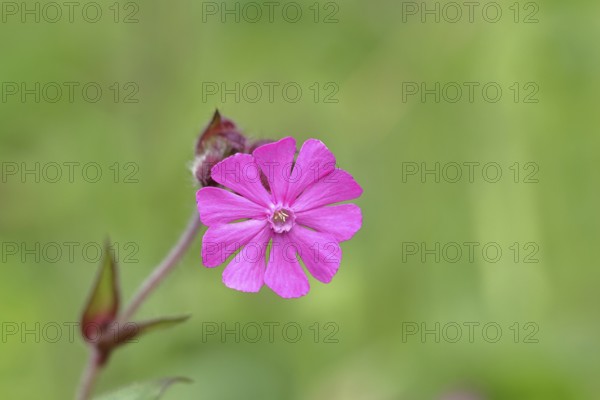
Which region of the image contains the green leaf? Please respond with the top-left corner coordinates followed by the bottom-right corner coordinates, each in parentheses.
top-left (81, 240), bottom-right (120, 342)
top-left (113, 315), bottom-right (191, 347)
top-left (93, 377), bottom-right (192, 400)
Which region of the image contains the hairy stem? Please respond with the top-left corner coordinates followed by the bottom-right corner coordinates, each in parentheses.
top-left (119, 211), bottom-right (201, 324)
top-left (76, 347), bottom-right (101, 400)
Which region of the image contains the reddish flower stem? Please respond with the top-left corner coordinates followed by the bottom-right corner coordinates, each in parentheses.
top-left (118, 212), bottom-right (201, 324)
top-left (76, 347), bottom-right (101, 400)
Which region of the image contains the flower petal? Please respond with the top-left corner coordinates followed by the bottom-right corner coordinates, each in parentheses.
top-left (296, 204), bottom-right (362, 242)
top-left (288, 226), bottom-right (341, 283)
top-left (252, 137), bottom-right (296, 204)
top-left (264, 234), bottom-right (310, 298)
top-left (196, 187), bottom-right (267, 226)
top-left (202, 219), bottom-right (268, 267)
top-left (222, 226), bottom-right (271, 293)
top-left (291, 169), bottom-right (363, 212)
top-left (211, 153), bottom-right (272, 207)
top-left (286, 139), bottom-right (336, 203)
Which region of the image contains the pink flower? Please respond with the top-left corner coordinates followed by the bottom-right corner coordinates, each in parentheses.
top-left (196, 137), bottom-right (362, 298)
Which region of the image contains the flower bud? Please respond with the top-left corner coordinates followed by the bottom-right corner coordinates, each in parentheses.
top-left (192, 110), bottom-right (247, 186)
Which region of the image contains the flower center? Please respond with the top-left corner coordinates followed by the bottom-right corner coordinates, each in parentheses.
top-left (269, 208), bottom-right (295, 233)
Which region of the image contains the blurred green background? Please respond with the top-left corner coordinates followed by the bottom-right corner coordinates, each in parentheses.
top-left (1, 0), bottom-right (599, 399)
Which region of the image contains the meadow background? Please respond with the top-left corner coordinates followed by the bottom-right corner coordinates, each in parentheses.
top-left (1, 0), bottom-right (599, 399)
